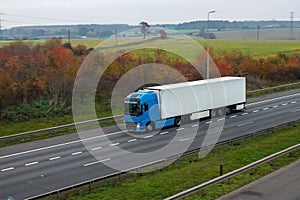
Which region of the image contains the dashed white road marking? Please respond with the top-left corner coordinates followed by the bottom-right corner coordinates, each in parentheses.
top-left (273, 105), bottom-right (279, 108)
top-left (72, 152), bottom-right (82, 156)
top-left (241, 113), bottom-right (248, 115)
top-left (91, 147), bottom-right (102, 151)
top-left (253, 110), bottom-right (259, 113)
top-left (84, 158), bottom-right (111, 167)
top-left (109, 143), bottom-right (120, 147)
top-left (217, 118), bottom-right (225, 121)
top-left (144, 135), bottom-right (154, 139)
top-left (237, 121), bottom-right (254, 127)
top-left (49, 156), bottom-right (61, 161)
top-left (160, 131), bottom-right (169, 135)
top-left (230, 115), bottom-right (237, 118)
top-left (179, 137), bottom-right (193, 142)
top-left (206, 121), bottom-right (212, 124)
top-left (1, 167), bottom-right (14, 172)
top-left (176, 128), bottom-right (185, 131)
top-left (25, 161), bottom-right (39, 166)
top-left (192, 124), bottom-right (198, 127)
top-left (282, 103), bottom-right (288, 106)
top-left (291, 101), bottom-right (297, 104)
top-left (128, 139), bottom-right (137, 142)
top-left (263, 108), bottom-right (269, 110)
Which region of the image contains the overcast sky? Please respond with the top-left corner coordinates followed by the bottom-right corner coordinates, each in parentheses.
top-left (1, 0), bottom-right (299, 28)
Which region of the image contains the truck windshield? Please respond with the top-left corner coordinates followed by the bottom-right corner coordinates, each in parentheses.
top-left (124, 103), bottom-right (142, 116)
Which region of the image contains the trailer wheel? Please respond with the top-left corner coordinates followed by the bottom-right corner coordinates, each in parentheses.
top-left (217, 108), bottom-right (225, 116)
top-left (174, 117), bottom-right (181, 126)
top-left (210, 109), bottom-right (217, 118)
top-left (226, 107), bottom-right (232, 115)
top-left (146, 122), bottom-right (154, 132)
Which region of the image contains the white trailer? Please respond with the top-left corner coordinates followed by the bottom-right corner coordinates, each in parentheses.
top-left (147, 76), bottom-right (246, 121)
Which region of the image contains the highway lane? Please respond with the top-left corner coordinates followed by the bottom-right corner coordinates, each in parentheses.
top-left (0, 93), bottom-right (299, 199)
top-left (216, 159), bottom-right (300, 200)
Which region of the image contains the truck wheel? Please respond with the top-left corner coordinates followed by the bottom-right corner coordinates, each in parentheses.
top-left (210, 109), bottom-right (217, 118)
top-left (217, 108), bottom-right (225, 116)
top-left (174, 117), bottom-right (181, 126)
top-left (146, 122), bottom-right (154, 132)
top-left (226, 107), bottom-right (232, 115)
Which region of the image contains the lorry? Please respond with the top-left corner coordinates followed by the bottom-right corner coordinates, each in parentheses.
top-left (124, 77), bottom-right (246, 132)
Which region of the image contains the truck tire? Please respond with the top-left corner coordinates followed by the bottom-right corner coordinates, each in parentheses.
top-left (217, 108), bottom-right (225, 116)
top-left (174, 117), bottom-right (181, 126)
top-left (146, 122), bottom-right (154, 132)
top-left (226, 107), bottom-right (232, 115)
top-left (210, 109), bottom-right (217, 118)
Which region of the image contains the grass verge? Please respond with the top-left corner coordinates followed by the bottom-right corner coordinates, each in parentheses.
top-left (42, 123), bottom-right (300, 200)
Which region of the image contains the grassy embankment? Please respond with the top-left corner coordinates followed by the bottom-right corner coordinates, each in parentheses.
top-left (0, 39), bottom-right (299, 140)
top-left (41, 123), bottom-right (300, 200)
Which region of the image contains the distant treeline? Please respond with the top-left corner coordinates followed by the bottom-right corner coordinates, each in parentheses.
top-left (2, 20), bottom-right (300, 40)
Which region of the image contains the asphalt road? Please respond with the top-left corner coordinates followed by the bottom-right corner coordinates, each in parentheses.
top-left (0, 91), bottom-right (299, 199)
top-left (216, 159), bottom-right (300, 200)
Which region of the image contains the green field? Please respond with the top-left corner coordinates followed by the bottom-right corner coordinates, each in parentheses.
top-left (1, 37), bottom-right (300, 58)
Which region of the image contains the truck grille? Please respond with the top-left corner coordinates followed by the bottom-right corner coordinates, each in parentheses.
top-left (126, 122), bottom-right (136, 130)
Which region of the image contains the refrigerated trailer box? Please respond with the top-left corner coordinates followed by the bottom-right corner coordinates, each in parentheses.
top-left (124, 77), bottom-right (246, 132)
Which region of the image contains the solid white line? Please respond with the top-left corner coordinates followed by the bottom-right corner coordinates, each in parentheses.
top-left (72, 152), bottom-right (82, 156)
top-left (253, 110), bottom-right (259, 113)
top-left (49, 156), bottom-right (61, 161)
top-left (241, 113), bottom-right (248, 115)
top-left (247, 93), bottom-right (300, 106)
top-left (192, 124), bottom-right (198, 127)
top-left (176, 128), bottom-right (185, 131)
top-left (273, 105), bottom-right (279, 108)
top-left (206, 121), bottom-right (212, 124)
top-left (109, 143), bottom-right (120, 146)
top-left (0, 130), bottom-right (127, 160)
top-left (291, 109), bottom-right (300, 113)
top-left (230, 115), bottom-right (237, 118)
top-left (179, 137), bottom-right (193, 142)
top-left (1, 167), bottom-right (15, 172)
top-left (91, 147), bottom-right (102, 151)
top-left (237, 121), bottom-right (254, 127)
top-left (25, 161), bottom-right (39, 166)
top-left (128, 139), bottom-right (137, 142)
top-left (263, 108), bottom-right (269, 110)
top-left (83, 158), bottom-right (111, 167)
top-left (160, 131), bottom-right (169, 135)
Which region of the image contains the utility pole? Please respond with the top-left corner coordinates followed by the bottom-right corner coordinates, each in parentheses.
top-left (0, 17), bottom-right (3, 40)
top-left (206, 10), bottom-right (216, 79)
top-left (257, 25), bottom-right (260, 41)
top-left (68, 29), bottom-right (71, 44)
top-left (290, 11), bottom-right (294, 40)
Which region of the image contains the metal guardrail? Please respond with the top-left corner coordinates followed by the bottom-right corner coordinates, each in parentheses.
top-left (165, 143), bottom-right (300, 200)
top-left (25, 119), bottom-right (300, 199)
top-left (1, 81), bottom-right (300, 141)
top-left (247, 81), bottom-right (300, 94)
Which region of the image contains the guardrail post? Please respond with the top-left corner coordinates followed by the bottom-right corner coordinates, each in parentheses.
top-left (220, 164), bottom-right (223, 176)
top-left (201, 189), bottom-right (205, 197)
top-left (89, 181), bottom-right (91, 192)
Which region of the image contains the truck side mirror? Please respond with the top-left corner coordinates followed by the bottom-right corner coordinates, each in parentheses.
top-left (144, 103), bottom-right (149, 111)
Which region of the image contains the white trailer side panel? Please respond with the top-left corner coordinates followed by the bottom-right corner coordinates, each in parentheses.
top-left (147, 77), bottom-right (245, 119)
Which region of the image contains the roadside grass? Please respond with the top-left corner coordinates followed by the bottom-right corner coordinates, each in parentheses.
top-left (46, 123), bottom-right (300, 200)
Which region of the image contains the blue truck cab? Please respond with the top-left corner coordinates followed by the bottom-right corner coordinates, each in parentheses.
top-left (124, 90), bottom-right (175, 132)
